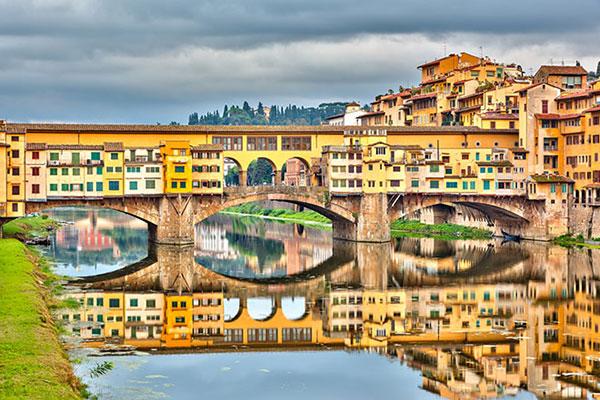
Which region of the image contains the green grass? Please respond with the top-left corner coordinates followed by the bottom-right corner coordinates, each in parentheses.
top-left (553, 234), bottom-right (600, 249)
top-left (223, 202), bottom-right (331, 225)
top-left (390, 219), bottom-right (493, 240)
top-left (0, 239), bottom-right (82, 400)
top-left (2, 215), bottom-right (59, 241)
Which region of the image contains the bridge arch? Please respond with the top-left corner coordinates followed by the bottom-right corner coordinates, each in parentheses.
top-left (395, 194), bottom-right (530, 223)
top-left (193, 188), bottom-right (356, 226)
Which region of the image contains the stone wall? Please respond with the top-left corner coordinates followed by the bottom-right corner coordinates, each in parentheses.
top-left (569, 205), bottom-right (600, 239)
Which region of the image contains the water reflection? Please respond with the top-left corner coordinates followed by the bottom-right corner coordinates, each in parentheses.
top-left (51, 209), bottom-right (600, 399)
top-left (195, 214), bottom-right (332, 279)
top-left (43, 207), bottom-right (148, 276)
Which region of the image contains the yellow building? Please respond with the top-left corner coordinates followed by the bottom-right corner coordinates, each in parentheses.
top-left (103, 142), bottom-right (124, 197)
top-left (163, 294), bottom-right (193, 347)
top-left (124, 147), bottom-right (163, 196)
top-left (161, 141), bottom-right (192, 194)
top-left (191, 144), bottom-right (224, 195)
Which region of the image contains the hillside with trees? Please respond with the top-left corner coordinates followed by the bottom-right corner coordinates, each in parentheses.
top-left (188, 102), bottom-right (347, 126)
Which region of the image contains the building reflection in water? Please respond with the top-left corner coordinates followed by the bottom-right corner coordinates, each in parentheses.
top-left (58, 237), bottom-right (600, 399)
top-left (194, 214), bottom-right (332, 278)
top-left (44, 207), bottom-right (149, 276)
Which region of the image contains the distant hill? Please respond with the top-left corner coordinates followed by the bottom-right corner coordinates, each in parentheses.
top-left (187, 101), bottom-right (347, 126)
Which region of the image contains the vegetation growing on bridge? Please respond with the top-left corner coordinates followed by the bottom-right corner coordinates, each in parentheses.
top-left (390, 219), bottom-right (493, 240)
top-left (222, 202), bottom-right (331, 225)
top-left (2, 215), bottom-right (59, 243)
top-left (0, 239), bottom-right (83, 400)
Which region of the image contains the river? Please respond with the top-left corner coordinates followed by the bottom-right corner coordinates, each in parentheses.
top-left (42, 207), bottom-right (600, 399)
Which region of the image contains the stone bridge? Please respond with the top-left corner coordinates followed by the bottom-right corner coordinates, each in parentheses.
top-left (24, 186), bottom-right (566, 244)
top-left (389, 193), bottom-right (560, 239)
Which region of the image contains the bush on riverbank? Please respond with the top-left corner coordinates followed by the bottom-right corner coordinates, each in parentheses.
top-left (391, 219), bottom-right (492, 240)
top-left (0, 239), bottom-right (82, 400)
top-left (553, 234), bottom-right (600, 249)
top-left (224, 203), bottom-right (331, 224)
top-left (2, 215), bottom-right (59, 242)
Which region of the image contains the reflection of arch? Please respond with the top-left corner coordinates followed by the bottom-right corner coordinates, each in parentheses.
top-left (26, 202), bottom-right (157, 227)
top-left (247, 297), bottom-right (276, 321)
top-left (224, 298), bottom-right (241, 322)
top-left (282, 157), bottom-right (311, 187)
top-left (282, 297), bottom-right (308, 320)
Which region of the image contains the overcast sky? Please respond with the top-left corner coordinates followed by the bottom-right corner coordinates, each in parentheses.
top-left (1, 0), bottom-right (599, 123)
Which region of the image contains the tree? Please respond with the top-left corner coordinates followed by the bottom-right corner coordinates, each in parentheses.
top-left (224, 165), bottom-right (240, 186)
top-left (223, 105), bottom-right (229, 118)
top-left (169, 121), bottom-right (180, 126)
top-left (188, 112), bottom-right (199, 125)
top-left (257, 102), bottom-right (265, 115)
top-left (247, 159), bottom-right (274, 185)
top-left (242, 101), bottom-right (252, 116)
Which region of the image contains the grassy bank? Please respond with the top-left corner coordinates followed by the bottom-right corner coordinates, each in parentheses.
top-left (2, 215), bottom-right (59, 242)
top-left (223, 203), bottom-right (331, 225)
top-left (0, 239), bottom-right (82, 400)
top-left (553, 234), bottom-right (600, 249)
top-left (391, 219), bottom-right (493, 240)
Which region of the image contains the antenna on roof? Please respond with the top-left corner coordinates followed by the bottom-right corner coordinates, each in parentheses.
top-left (443, 43), bottom-right (447, 57)
top-left (479, 46), bottom-right (483, 59)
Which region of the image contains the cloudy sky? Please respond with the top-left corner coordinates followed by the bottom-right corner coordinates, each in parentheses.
top-left (1, 0), bottom-right (599, 123)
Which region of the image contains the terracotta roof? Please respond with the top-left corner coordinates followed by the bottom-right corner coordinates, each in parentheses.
top-left (410, 92), bottom-right (437, 101)
top-left (356, 111), bottom-right (385, 118)
top-left (529, 173), bottom-right (573, 183)
top-left (535, 113), bottom-right (560, 120)
top-left (480, 112), bottom-right (518, 120)
top-left (557, 90), bottom-right (592, 100)
top-left (324, 113), bottom-right (345, 120)
top-left (2, 121), bottom-right (517, 135)
top-left (584, 105), bottom-right (600, 113)
top-left (421, 76), bottom-right (447, 85)
top-left (476, 160), bottom-right (513, 167)
top-left (452, 79), bottom-right (476, 85)
top-left (346, 101), bottom-right (360, 107)
top-left (104, 142), bottom-right (124, 151)
top-left (457, 105), bottom-right (482, 113)
top-left (47, 144), bottom-right (104, 150)
top-left (536, 65), bottom-right (587, 76)
top-left (516, 82), bottom-right (563, 93)
top-left (557, 113), bottom-right (582, 119)
top-left (26, 143), bottom-right (47, 150)
top-left (191, 144), bottom-right (223, 151)
top-left (458, 92), bottom-right (483, 101)
top-left (510, 147), bottom-right (529, 153)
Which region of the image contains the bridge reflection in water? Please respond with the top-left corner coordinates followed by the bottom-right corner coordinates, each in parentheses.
top-left (59, 236), bottom-right (600, 399)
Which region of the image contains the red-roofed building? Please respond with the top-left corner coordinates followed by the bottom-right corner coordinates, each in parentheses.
top-left (534, 64), bottom-right (588, 90)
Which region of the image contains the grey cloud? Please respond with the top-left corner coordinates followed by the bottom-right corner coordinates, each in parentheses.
top-left (0, 0), bottom-right (599, 122)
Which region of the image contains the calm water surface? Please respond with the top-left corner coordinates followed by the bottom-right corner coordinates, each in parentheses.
top-left (47, 207), bottom-right (600, 399)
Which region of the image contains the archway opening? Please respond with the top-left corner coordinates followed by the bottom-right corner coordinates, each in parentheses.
top-left (224, 157), bottom-right (242, 187)
top-left (247, 157), bottom-right (276, 186)
top-left (281, 157), bottom-right (311, 187)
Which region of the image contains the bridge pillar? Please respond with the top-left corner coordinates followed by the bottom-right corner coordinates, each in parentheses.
top-left (239, 170), bottom-right (247, 187)
top-left (149, 196), bottom-right (195, 245)
top-left (332, 193), bottom-right (390, 243)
